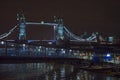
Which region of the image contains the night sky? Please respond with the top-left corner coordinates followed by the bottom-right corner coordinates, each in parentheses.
top-left (0, 0), bottom-right (120, 39)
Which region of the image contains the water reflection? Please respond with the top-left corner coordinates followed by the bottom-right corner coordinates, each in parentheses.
top-left (0, 63), bottom-right (119, 80)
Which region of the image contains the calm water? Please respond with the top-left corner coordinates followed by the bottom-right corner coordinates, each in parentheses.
top-left (0, 62), bottom-right (119, 80)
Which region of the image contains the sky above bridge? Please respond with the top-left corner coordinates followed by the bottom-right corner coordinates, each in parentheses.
top-left (0, 0), bottom-right (120, 39)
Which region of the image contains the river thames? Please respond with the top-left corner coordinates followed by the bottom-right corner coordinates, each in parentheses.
top-left (0, 62), bottom-right (119, 80)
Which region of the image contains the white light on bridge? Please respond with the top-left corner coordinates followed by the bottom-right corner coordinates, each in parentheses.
top-left (48, 42), bottom-right (52, 44)
top-left (39, 46), bottom-right (42, 48)
top-left (0, 41), bottom-right (5, 45)
top-left (23, 44), bottom-right (26, 47)
top-left (11, 44), bottom-right (14, 47)
top-left (62, 50), bottom-right (65, 54)
top-left (61, 49), bottom-right (65, 54)
top-left (69, 49), bottom-right (72, 52)
top-left (38, 48), bottom-right (41, 52)
top-left (41, 21), bottom-right (44, 24)
top-left (61, 49), bottom-right (64, 51)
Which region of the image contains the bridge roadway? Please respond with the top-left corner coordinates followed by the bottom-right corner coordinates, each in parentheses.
top-left (1, 39), bottom-right (120, 52)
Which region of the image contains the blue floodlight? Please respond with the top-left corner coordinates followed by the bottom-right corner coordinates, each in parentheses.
top-left (105, 53), bottom-right (111, 61)
top-left (106, 53), bottom-right (111, 57)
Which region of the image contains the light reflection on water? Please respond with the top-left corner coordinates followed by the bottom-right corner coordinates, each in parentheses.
top-left (0, 63), bottom-right (119, 80)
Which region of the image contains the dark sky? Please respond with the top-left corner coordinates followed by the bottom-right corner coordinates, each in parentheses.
top-left (0, 0), bottom-right (120, 39)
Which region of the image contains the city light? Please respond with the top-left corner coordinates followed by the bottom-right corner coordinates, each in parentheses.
top-left (106, 53), bottom-right (111, 57)
top-left (48, 42), bottom-right (52, 44)
top-left (11, 44), bottom-right (14, 47)
top-left (39, 46), bottom-right (42, 48)
top-left (69, 49), bottom-right (72, 52)
top-left (41, 21), bottom-right (44, 24)
top-left (0, 41), bottom-right (5, 45)
top-left (22, 44), bottom-right (26, 47)
top-left (105, 53), bottom-right (111, 61)
top-left (38, 48), bottom-right (41, 52)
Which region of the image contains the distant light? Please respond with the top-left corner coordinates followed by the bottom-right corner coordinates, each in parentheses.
top-left (69, 49), bottom-right (72, 52)
top-left (106, 53), bottom-right (111, 57)
top-left (54, 26), bottom-right (56, 30)
top-left (108, 36), bottom-right (114, 42)
top-left (116, 57), bottom-right (119, 60)
top-left (48, 42), bottom-right (52, 44)
top-left (62, 50), bottom-right (65, 54)
top-left (61, 49), bottom-right (65, 54)
top-left (41, 21), bottom-right (44, 24)
top-left (11, 44), bottom-right (14, 47)
top-left (23, 44), bottom-right (26, 47)
top-left (61, 49), bottom-right (64, 51)
top-left (38, 48), bottom-right (41, 52)
top-left (39, 46), bottom-right (42, 48)
top-left (1, 41), bottom-right (5, 45)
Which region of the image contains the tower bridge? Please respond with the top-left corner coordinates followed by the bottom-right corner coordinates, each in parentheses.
top-left (0, 13), bottom-right (119, 50)
top-left (0, 13), bottom-right (101, 42)
top-left (0, 13), bottom-right (120, 64)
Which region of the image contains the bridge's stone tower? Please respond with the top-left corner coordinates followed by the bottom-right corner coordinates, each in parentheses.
top-left (57, 23), bottom-right (64, 40)
top-left (54, 16), bottom-right (64, 40)
top-left (17, 13), bottom-right (26, 40)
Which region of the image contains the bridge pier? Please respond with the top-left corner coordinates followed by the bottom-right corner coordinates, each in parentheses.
top-left (17, 13), bottom-right (26, 40)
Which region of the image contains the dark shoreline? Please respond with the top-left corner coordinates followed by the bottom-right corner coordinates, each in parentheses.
top-left (0, 56), bottom-right (89, 64)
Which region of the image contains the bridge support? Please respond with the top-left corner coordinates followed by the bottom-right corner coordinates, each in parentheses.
top-left (57, 24), bottom-right (64, 40)
top-left (55, 17), bottom-right (64, 40)
top-left (17, 13), bottom-right (26, 40)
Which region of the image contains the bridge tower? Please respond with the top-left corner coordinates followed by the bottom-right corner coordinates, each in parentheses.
top-left (54, 16), bottom-right (64, 40)
top-left (17, 13), bottom-right (26, 40)
top-left (57, 23), bottom-right (64, 40)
